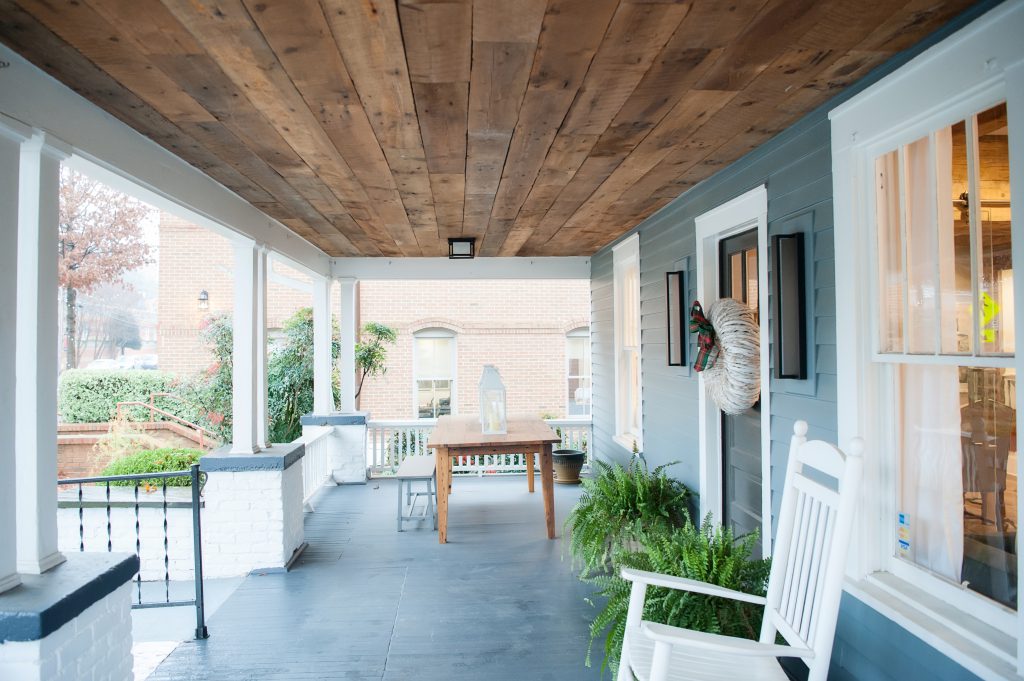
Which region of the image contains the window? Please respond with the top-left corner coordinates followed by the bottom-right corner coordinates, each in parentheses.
top-left (413, 329), bottom-right (455, 419)
top-left (613, 235), bottom-right (642, 449)
top-left (873, 101), bottom-right (1016, 613)
top-left (831, 7), bottom-right (1023, 673)
top-left (566, 327), bottom-right (591, 417)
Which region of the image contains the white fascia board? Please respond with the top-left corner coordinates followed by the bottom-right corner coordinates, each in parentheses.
top-left (0, 44), bottom-right (331, 278)
top-left (331, 256), bottom-right (591, 280)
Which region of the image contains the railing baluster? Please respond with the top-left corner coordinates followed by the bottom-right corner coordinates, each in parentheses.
top-left (163, 481), bottom-right (170, 604)
top-left (78, 483), bottom-right (84, 552)
top-left (106, 481), bottom-right (112, 553)
top-left (134, 483), bottom-right (142, 606)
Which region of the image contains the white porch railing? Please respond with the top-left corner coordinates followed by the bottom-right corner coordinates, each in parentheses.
top-left (298, 425), bottom-right (334, 505)
top-left (366, 418), bottom-right (592, 477)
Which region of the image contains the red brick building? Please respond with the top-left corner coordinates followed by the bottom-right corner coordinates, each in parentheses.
top-left (157, 213), bottom-right (591, 420)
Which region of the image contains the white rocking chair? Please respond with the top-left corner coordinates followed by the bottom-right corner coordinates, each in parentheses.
top-left (617, 420), bottom-right (863, 681)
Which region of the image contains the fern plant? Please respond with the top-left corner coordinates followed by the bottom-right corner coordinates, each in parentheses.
top-left (564, 457), bottom-right (691, 577)
top-left (586, 514), bottom-right (770, 676)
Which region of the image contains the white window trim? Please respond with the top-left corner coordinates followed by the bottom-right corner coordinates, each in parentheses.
top-left (830, 3), bottom-right (1024, 678)
top-left (613, 234), bottom-right (643, 452)
top-left (412, 329), bottom-right (457, 419)
top-left (693, 185), bottom-right (772, 557)
top-left (566, 327), bottom-right (591, 418)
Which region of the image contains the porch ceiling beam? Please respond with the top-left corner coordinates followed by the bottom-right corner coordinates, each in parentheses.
top-left (0, 44), bottom-right (332, 278)
top-left (331, 256), bottom-right (590, 281)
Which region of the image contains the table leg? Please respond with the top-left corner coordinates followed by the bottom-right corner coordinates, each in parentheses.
top-left (540, 443), bottom-right (555, 539)
top-left (436, 448), bottom-right (449, 544)
top-left (526, 449), bottom-right (535, 493)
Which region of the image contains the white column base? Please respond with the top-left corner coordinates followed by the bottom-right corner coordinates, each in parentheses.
top-left (18, 550), bottom-right (65, 576)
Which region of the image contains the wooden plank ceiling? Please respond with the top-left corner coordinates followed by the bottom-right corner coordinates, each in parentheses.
top-left (0, 0), bottom-right (977, 257)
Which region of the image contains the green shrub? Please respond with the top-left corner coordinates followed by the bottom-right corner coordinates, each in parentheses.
top-left (58, 370), bottom-right (178, 423)
top-left (564, 457), bottom-right (691, 577)
top-left (586, 515), bottom-right (770, 675)
top-left (100, 448), bottom-right (203, 487)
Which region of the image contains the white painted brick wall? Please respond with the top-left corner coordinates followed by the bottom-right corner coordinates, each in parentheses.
top-left (0, 581), bottom-right (133, 681)
top-left (57, 507), bottom-right (195, 581)
top-left (327, 424), bottom-right (367, 483)
top-left (201, 466), bottom-right (304, 577)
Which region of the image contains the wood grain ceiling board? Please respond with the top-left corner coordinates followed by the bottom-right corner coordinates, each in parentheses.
top-left (0, 0), bottom-right (980, 257)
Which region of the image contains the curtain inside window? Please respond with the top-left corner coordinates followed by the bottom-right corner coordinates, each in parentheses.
top-left (900, 363), bottom-right (964, 581)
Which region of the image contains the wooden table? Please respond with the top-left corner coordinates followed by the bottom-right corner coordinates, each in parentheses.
top-left (427, 415), bottom-right (561, 544)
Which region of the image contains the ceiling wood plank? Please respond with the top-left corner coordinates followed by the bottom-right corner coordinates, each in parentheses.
top-left (496, 0), bottom-right (689, 255)
top-left (463, 0), bottom-right (545, 239)
top-left (478, 0), bottom-right (619, 256)
top-left (323, 0), bottom-right (442, 255)
top-left (400, 0), bottom-right (472, 244)
top-left (157, 0), bottom-right (415, 254)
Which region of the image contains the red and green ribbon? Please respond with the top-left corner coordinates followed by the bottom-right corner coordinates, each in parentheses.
top-left (689, 300), bottom-right (719, 372)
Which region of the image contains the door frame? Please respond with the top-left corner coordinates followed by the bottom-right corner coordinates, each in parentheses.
top-left (694, 185), bottom-right (772, 556)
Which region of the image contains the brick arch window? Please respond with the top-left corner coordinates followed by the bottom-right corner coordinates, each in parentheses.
top-left (566, 327), bottom-right (591, 417)
top-left (413, 328), bottom-right (456, 419)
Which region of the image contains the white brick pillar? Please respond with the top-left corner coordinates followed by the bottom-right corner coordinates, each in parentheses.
top-left (0, 120), bottom-right (28, 594)
top-left (231, 240), bottom-right (265, 454)
top-left (200, 443), bottom-right (307, 577)
top-left (338, 277), bottom-right (358, 413)
top-left (312, 275), bottom-right (335, 415)
top-left (15, 132), bottom-right (67, 575)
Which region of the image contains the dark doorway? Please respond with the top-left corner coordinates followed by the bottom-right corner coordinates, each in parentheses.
top-left (719, 229), bottom-right (762, 555)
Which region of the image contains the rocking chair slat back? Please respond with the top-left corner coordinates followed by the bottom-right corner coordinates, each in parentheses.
top-left (759, 421), bottom-right (863, 681)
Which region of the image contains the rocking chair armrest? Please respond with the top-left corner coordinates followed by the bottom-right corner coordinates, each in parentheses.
top-left (641, 622), bottom-right (815, 659)
top-left (620, 567), bottom-right (767, 606)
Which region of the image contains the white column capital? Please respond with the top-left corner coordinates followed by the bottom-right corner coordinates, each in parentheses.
top-left (22, 131), bottom-right (71, 161)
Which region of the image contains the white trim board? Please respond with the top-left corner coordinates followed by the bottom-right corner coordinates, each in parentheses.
top-left (332, 256), bottom-right (590, 280)
top-left (693, 185), bottom-right (772, 558)
top-left (0, 44), bottom-right (331, 277)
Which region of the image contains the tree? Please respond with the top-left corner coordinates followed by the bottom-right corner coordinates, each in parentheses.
top-left (355, 322), bottom-right (398, 401)
top-left (59, 168), bottom-right (152, 368)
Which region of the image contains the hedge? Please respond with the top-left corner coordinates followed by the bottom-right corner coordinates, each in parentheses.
top-left (100, 448), bottom-right (202, 487)
top-left (58, 369), bottom-right (179, 423)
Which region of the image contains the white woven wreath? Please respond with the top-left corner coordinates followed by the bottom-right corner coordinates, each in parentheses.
top-left (703, 298), bottom-right (760, 414)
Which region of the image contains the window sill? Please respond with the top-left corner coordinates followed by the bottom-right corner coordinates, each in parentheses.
top-left (612, 434), bottom-right (641, 456)
top-left (845, 572), bottom-right (1021, 681)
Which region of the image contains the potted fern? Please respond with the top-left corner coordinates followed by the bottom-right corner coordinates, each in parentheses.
top-left (586, 516), bottom-right (770, 676)
top-left (564, 457), bottom-right (691, 578)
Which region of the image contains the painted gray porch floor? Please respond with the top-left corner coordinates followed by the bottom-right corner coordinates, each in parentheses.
top-left (148, 476), bottom-right (605, 680)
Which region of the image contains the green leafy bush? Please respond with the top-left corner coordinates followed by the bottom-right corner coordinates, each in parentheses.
top-left (586, 516), bottom-right (770, 675)
top-left (100, 448), bottom-right (203, 487)
top-left (58, 370), bottom-right (178, 423)
top-left (564, 457), bottom-right (691, 577)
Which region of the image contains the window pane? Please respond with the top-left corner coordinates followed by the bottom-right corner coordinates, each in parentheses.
top-left (905, 136), bottom-right (939, 354)
top-left (415, 337), bottom-right (452, 377)
top-left (977, 103), bottom-right (1013, 355)
top-left (939, 121), bottom-right (973, 353)
top-left (745, 249), bottom-right (758, 316)
top-left (730, 252), bottom-right (743, 303)
top-left (567, 377), bottom-right (591, 417)
top-left (898, 363), bottom-right (1017, 609)
top-left (876, 150), bottom-right (905, 352)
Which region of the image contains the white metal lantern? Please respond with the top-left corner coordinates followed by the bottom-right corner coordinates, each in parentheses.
top-left (478, 365), bottom-right (507, 435)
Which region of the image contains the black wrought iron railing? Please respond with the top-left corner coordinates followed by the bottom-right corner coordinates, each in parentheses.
top-left (57, 464), bottom-right (209, 639)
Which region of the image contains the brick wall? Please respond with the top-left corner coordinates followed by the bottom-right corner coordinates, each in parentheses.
top-left (158, 212), bottom-right (316, 375)
top-left (158, 213), bottom-right (591, 419)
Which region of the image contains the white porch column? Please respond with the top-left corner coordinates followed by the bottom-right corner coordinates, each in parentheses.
top-left (338, 277), bottom-right (358, 413)
top-left (255, 246), bottom-right (270, 449)
top-left (15, 132), bottom-right (67, 574)
top-left (231, 240), bottom-right (261, 454)
top-left (0, 122), bottom-right (27, 593)
top-left (313, 276), bottom-right (335, 414)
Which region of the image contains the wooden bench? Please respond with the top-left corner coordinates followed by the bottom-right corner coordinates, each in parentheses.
top-left (395, 455), bottom-right (437, 532)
